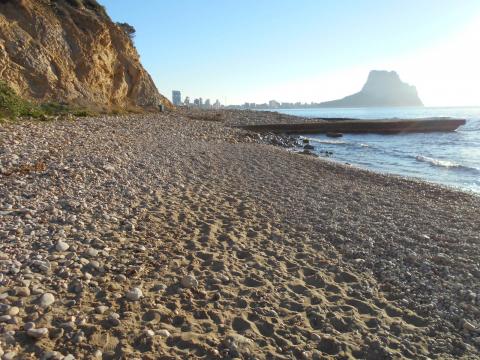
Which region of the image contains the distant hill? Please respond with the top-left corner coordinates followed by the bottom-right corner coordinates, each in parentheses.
top-left (319, 70), bottom-right (423, 107)
top-left (0, 0), bottom-right (171, 110)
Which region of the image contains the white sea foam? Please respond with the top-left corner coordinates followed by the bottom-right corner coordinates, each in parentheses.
top-left (308, 138), bottom-right (348, 145)
top-left (415, 155), bottom-right (480, 173)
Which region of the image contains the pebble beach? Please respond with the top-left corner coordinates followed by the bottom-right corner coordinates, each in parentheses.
top-left (0, 110), bottom-right (479, 359)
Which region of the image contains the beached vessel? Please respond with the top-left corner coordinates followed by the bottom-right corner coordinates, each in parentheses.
top-left (238, 117), bottom-right (466, 135)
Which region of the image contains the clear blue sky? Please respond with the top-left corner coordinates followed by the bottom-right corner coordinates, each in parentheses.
top-left (100, 0), bottom-right (480, 106)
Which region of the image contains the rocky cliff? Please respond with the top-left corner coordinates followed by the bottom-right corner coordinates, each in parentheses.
top-left (0, 0), bottom-right (171, 110)
top-left (319, 70), bottom-right (423, 108)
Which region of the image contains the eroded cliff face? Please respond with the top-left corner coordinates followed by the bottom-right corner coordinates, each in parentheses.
top-left (0, 0), bottom-right (171, 109)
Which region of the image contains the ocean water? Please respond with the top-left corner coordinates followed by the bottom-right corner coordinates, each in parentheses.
top-left (277, 107), bottom-right (480, 194)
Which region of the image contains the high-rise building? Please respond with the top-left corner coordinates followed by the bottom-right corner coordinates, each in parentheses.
top-left (172, 90), bottom-right (182, 106)
top-left (205, 99), bottom-right (211, 108)
top-left (269, 100), bottom-right (280, 108)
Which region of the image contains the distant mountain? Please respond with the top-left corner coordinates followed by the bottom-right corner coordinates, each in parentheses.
top-left (319, 70), bottom-right (423, 107)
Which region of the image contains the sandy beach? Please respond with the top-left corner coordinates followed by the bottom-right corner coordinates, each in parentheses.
top-left (1, 110), bottom-right (479, 359)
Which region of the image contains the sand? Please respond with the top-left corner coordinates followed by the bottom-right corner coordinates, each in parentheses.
top-left (0, 110), bottom-right (479, 359)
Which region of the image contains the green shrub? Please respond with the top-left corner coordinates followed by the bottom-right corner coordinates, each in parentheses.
top-left (0, 81), bottom-right (95, 120)
top-left (83, 0), bottom-right (107, 17)
top-left (0, 81), bottom-right (36, 118)
top-left (116, 22), bottom-right (136, 40)
top-left (63, 0), bottom-right (108, 17)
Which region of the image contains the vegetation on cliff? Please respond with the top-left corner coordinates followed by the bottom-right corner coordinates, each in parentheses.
top-left (0, 81), bottom-right (91, 120)
top-left (0, 0), bottom-right (171, 110)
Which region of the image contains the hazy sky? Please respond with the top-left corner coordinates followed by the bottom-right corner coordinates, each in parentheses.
top-left (100, 0), bottom-right (480, 106)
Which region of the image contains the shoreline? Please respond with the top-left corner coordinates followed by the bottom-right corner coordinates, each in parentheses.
top-left (1, 110), bottom-right (479, 359)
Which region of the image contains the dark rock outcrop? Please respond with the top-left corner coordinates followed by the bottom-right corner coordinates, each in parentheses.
top-left (319, 70), bottom-right (423, 108)
top-left (0, 0), bottom-right (171, 110)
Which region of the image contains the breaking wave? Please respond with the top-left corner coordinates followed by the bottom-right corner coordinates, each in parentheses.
top-left (415, 155), bottom-right (480, 173)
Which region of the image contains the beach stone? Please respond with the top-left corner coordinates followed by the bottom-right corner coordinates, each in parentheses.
top-left (463, 320), bottom-right (477, 332)
top-left (15, 287), bottom-right (30, 297)
top-left (2, 352), bottom-right (17, 360)
top-left (41, 351), bottom-right (63, 360)
top-left (55, 240), bottom-right (70, 252)
top-left (108, 313), bottom-right (121, 327)
top-left (7, 307), bottom-right (19, 316)
top-left (157, 329), bottom-right (171, 338)
top-left (24, 322), bottom-right (35, 330)
top-left (86, 248), bottom-right (99, 257)
top-left (181, 274), bottom-right (198, 289)
top-left (0, 315), bottom-right (12, 323)
top-left (115, 274), bottom-right (127, 282)
top-left (27, 327), bottom-right (49, 339)
top-left (95, 305), bottom-right (109, 314)
top-left (125, 287), bottom-right (143, 301)
top-left (39, 293), bottom-right (55, 307)
top-left (143, 329), bottom-right (155, 337)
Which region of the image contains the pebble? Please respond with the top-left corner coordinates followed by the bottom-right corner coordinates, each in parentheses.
top-left (24, 322), bottom-right (35, 330)
top-left (39, 293), bottom-right (55, 307)
top-left (157, 329), bottom-right (171, 338)
top-left (86, 247), bottom-right (99, 257)
top-left (27, 327), bottom-right (49, 339)
top-left (7, 307), bottom-right (19, 316)
top-left (55, 240), bottom-right (70, 252)
top-left (2, 352), bottom-right (17, 360)
top-left (15, 287), bottom-right (30, 297)
top-left (125, 287), bottom-right (143, 301)
top-left (463, 320), bottom-right (477, 332)
top-left (95, 305), bottom-right (109, 314)
top-left (108, 313), bottom-right (121, 326)
top-left (181, 274), bottom-right (199, 289)
top-left (0, 315), bottom-right (12, 323)
top-left (144, 329), bottom-right (155, 337)
top-left (115, 274), bottom-right (127, 282)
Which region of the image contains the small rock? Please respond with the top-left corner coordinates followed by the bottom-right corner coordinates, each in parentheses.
top-left (463, 320), bottom-right (477, 332)
top-left (39, 293), bottom-right (55, 308)
top-left (181, 274), bottom-right (198, 289)
top-left (27, 327), bottom-right (49, 339)
top-left (125, 287), bottom-right (143, 301)
top-left (55, 240), bottom-right (70, 252)
top-left (15, 287), bottom-right (30, 297)
top-left (3, 352), bottom-right (17, 360)
top-left (41, 351), bottom-right (63, 360)
top-left (86, 248), bottom-right (99, 257)
top-left (0, 315), bottom-right (12, 323)
top-left (143, 329), bottom-right (155, 337)
top-left (7, 307), bottom-right (19, 317)
top-left (115, 274), bottom-right (127, 282)
top-left (24, 322), bottom-right (35, 330)
top-left (157, 329), bottom-right (171, 338)
top-left (107, 312), bottom-right (121, 327)
top-left (95, 306), bottom-right (109, 314)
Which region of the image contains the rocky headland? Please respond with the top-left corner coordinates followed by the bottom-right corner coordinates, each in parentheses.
top-left (0, 0), bottom-right (171, 110)
top-left (318, 71), bottom-right (423, 108)
top-left (0, 109), bottom-right (479, 359)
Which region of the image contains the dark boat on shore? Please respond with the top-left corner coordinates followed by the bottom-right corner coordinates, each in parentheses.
top-left (239, 117), bottom-right (466, 135)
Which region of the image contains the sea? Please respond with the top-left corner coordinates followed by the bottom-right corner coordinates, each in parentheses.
top-left (276, 107), bottom-right (480, 194)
